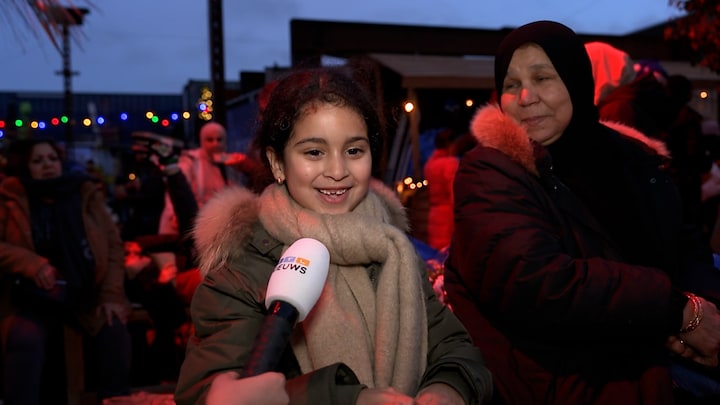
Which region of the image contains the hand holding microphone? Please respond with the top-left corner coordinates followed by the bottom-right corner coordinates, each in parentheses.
top-left (242, 237), bottom-right (330, 377)
top-left (207, 371), bottom-right (289, 405)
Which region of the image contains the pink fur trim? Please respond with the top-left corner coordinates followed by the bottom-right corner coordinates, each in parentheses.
top-left (470, 104), bottom-right (539, 176)
top-left (601, 121), bottom-right (670, 158)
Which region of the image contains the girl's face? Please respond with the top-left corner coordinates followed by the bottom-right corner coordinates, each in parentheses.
top-left (28, 143), bottom-right (62, 180)
top-left (266, 102), bottom-right (372, 215)
top-left (500, 43), bottom-right (573, 146)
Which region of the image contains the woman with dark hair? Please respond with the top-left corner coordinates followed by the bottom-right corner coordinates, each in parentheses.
top-left (0, 138), bottom-right (131, 403)
top-left (444, 21), bottom-right (720, 404)
top-left (174, 66), bottom-right (493, 404)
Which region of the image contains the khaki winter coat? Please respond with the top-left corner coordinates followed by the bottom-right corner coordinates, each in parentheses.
top-left (175, 185), bottom-right (493, 405)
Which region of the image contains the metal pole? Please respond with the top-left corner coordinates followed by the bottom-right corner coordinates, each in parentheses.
top-left (208, 0), bottom-right (227, 127)
top-left (61, 22), bottom-right (75, 159)
top-left (408, 89), bottom-right (422, 179)
top-left (52, 7), bottom-right (88, 159)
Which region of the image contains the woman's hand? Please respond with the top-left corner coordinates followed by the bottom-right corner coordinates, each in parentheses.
top-left (97, 302), bottom-right (129, 325)
top-left (356, 387), bottom-right (414, 405)
top-left (415, 383), bottom-right (465, 405)
top-left (678, 297), bottom-right (720, 367)
top-left (206, 371), bottom-right (289, 405)
top-left (666, 335), bottom-right (713, 366)
top-left (33, 263), bottom-right (57, 290)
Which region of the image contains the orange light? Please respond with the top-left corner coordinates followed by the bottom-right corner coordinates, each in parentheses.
top-left (404, 102), bottom-right (415, 113)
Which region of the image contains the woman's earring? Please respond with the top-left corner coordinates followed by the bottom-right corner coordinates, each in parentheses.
top-left (277, 177), bottom-right (284, 185)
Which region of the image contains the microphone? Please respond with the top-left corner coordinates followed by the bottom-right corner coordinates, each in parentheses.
top-left (242, 238), bottom-right (330, 377)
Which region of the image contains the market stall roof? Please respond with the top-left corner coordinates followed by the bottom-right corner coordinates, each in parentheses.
top-left (368, 52), bottom-right (720, 90)
top-left (368, 53), bottom-right (495, 89)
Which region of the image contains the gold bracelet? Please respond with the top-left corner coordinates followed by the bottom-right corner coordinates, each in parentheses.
top-left (680, 292), bottom-right (703, 334)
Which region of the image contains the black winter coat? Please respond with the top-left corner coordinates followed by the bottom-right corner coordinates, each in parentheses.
top-left (445, 105), bottom-right (682, 405)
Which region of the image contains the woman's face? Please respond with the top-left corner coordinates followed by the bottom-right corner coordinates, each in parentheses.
top-left (28, 143), bottom-right (62, 179)
top-left (266, 102), bottom-right (372, 215)
top-left (500, 43), bottom-right (573, 146)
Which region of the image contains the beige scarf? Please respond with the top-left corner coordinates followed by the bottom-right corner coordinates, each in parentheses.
top-left (258, 181), bottom-right (428, 394)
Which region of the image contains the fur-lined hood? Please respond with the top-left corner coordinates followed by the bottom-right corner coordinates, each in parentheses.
top-left (469, 104), bottom-right (670, 176)
top-left (193, 179), bottom-right (409, 276)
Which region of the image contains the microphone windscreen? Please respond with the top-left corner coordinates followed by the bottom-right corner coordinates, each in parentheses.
top-left (265, 238), bottom-right (329, 321)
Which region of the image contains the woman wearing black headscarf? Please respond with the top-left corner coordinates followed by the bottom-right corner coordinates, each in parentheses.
top-left (445, 20), bottom-right (720, 404)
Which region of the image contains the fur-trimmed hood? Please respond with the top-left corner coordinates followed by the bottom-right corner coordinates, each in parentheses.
top-left (469, 104), bottom-right (670, 176)
top-left (193, 186), bottom-right (259, 277)
top-left (192, 179), bottom-right (409, 276)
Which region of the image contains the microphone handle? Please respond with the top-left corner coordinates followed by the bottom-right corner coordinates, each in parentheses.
top-left (242, 301), bottom-right (299, 377)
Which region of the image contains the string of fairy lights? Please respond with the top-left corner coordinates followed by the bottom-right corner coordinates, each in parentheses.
top-left (0, 86), bottom-right (216, 139)
top-left (0, 111), bottom-right (190, 131)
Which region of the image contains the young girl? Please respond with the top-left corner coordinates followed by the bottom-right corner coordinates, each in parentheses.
top-left (174, 66), bottom-right (492, 405)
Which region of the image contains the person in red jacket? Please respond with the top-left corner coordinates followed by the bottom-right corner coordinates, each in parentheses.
top-left (424, 127), bottom-right (477, 252)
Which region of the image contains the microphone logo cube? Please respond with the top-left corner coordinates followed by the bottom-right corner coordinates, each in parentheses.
top-left (275, 256), bottom-right (309, 274)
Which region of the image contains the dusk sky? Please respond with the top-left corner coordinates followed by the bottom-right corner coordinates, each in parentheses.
top-left (0, 0), bottom-right (683, 94)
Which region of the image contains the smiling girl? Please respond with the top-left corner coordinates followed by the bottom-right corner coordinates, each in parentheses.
top-left (174, 66), bottom-right (493, 405)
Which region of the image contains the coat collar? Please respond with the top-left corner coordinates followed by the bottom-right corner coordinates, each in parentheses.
top-left (469, 103), bottom-right (670, 177)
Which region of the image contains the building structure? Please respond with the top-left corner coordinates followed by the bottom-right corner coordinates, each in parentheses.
top-left (3, 18), bottom-right (718, 186)
top-left (283, 18), bottom-right (720, 184)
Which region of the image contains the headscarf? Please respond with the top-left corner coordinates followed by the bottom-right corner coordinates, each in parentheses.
top-left (584, 41), bottom-right (637, 105)
top-left (494, 20), bottom-right (600, 136)
top-left (492, 20), bottom-right (617, 172)
top-left (493, 20), bottom-right (648, 264)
